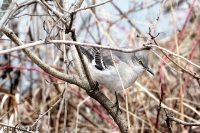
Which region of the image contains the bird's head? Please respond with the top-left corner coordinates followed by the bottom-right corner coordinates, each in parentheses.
top-left (132, 50), bottom-right (154, 75)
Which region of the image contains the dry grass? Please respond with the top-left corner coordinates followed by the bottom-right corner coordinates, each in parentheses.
top-left (0, 0), bottom-right (199, 133)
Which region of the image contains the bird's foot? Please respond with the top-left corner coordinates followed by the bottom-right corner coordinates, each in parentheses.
top-left (112, 101), bottom-right (122, 117)
top-left (89, 81), bottom-right (99, 92)
top-left (112, 91), bottom-right (122, 117)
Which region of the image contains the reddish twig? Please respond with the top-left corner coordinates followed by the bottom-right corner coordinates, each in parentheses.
top-left (159, 0), bottom-right (197, 83)
top-left (68, 85), bottom-right (119, 129)
top-left (0, 65), bottom-right (62, 81)
top-left (155, 83), bottom-right (166, 129)
top-left (183, 24), bottom-right (200, 92)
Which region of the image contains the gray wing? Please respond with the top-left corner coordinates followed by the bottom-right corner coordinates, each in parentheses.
top-left (100, 50), bottom-right (121, 66)
top-left (81, 46), bottom-right (142, 70)
top-left (102, 48), bottom-right (148, 67)
top-left (80, 47), bottom-right (110, 70)
top-left (80, 46), bottom-right (94, 61)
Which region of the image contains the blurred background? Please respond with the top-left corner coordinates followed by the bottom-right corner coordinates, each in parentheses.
top-left (0, 0), bottom-right (200, 132)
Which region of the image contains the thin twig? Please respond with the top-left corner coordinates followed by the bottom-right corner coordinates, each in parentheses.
top-left (9, 14), bottom-right (54, 19)
top-left (1, 26), bottom-right (88, 90)
top-left (164, 108), bottom-right (200, 126)
top-left (40, 0), bottom-right (66, 23)
top-left (0, 39), bottom-right (150, 55)
top-left (75, 96), bottom-right (90, 133)
top-left (109, 50), bottom-right (130, 130)
top-left (72, 0), bottom-right (112, 14)
top-left (145, 0), bottom-right (168, 45)
top-left (30, 90), bottom-right (65, 128)
top-left (146, 44), bottom-right (200, 69)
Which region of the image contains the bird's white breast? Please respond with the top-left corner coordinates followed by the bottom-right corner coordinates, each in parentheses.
top-left (88, 60), bottom-right (141, 91)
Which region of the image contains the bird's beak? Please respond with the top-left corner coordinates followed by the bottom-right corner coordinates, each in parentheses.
top-left (145, 67), bottom-right (154, 75)
top-left (140, 62), bottom-right (154, 75)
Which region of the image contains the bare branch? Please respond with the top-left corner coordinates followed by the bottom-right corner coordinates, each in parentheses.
top-left (1, 25), bottom-right (88, 90)
top-left (72, 0), bottom-right (112, 14)
top-left (164, 108), bottom-right (200, 126)
top-left (0, 39), bottom-right (150, 54)
top-left (145, 0), bottom-right (168, 45)
top-left (40, 0), bottom-right (66, 23)
top-left (1, 25), bottom-right (129, 133)
top-left (147, 44), bottom-right (200, 69)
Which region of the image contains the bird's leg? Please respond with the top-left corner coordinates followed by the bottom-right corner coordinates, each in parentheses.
top-left (89, 81), bottom-right (99, 92)
top-left (112, 91), bottom-right (122, 116)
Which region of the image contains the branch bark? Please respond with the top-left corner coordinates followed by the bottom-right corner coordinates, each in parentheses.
top-left (1, 25), bottom-right (129, 133)
top-left (1, 25), bottom-right (87, 89)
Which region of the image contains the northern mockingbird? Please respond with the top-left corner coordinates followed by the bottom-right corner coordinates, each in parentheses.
top-left (80, 46), bottom-right (153, 114)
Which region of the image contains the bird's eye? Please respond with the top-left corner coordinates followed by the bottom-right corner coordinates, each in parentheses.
top-left (138, 60), bottom-right (142, 64)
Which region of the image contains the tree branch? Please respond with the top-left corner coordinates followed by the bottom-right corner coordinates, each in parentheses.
top-left (1, 25), bottom-right (129, 133)
top-left (1, 25), bottom-right (88, 90)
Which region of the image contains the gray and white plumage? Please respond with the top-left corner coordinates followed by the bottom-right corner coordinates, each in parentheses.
top-left (81, 46), bottom-right (153, 91)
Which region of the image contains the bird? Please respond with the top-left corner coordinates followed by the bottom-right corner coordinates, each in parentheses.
top-left (80, 46), bottom-right (153, 114)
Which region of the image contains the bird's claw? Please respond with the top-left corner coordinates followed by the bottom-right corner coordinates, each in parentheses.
top-left (112, 101), bottom-right (122, 117)
top-left (89, 81), bottom-right (99, 92)
top-left (112, 91), bottom-right (122, 117)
